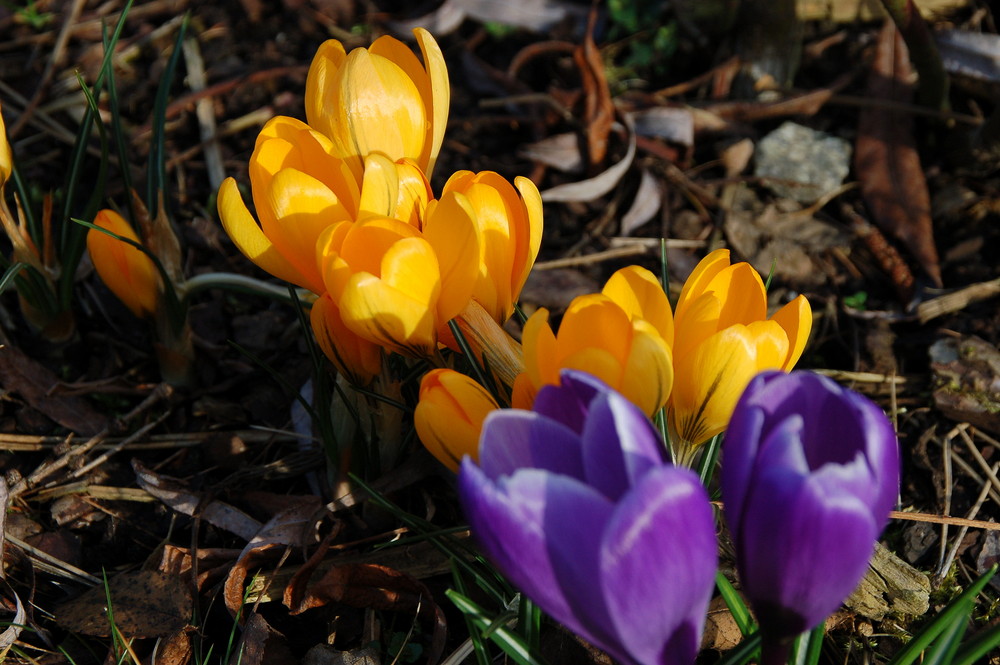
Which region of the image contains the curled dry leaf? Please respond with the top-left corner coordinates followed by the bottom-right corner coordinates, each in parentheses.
top-left (518, 132), bottom-right (584, 174)
top-left (133, 460), bottom-right (262, 541)
top-left (0, 582), bottom-right (25, 659)
top-left (575, 9), bottom-right (614, 166)
top-left (629, 107), bottom-right (695, 148)
top-left (856, 20), bottom-right (942, 287)
top-left (620, 168), bottom-right (663, 235)
top-left (540, 117), bottom-right (636, 202)
top-left (232, 612), bottom-right (297, 665)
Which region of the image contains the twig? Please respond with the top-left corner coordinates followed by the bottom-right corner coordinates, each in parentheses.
top-left (936, 462), bottom-right (999, 581)
top-left (917, 277), bottom-right (1000, 323)
top-left (181, 36), bottom-right (226, 191)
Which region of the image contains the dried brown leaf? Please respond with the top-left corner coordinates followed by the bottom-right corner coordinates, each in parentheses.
top-left (620, 169), bottom-right (662, 235)
top-left (284, 563), bottom-right (447, 665)
top-left (55, 570), bottom-right (192, 638)
top-left (133, 460), bottom-right (262, 541)
top-left (0, 341), bottom-right (106, 435)
top-left (231, 612), bottom-right (296, 665)
top-left (855, 21), bottom-right (942, 287)
top-left (575, 9), bottom-right (614, 166)
top-left (540, 117), bottom-right (636, 202)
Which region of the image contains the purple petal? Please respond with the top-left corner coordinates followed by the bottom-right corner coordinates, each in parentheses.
top-left (478, 410), bottom-right (584, 481)
top-left (532, 369), bottom-right (607, 433)
top-left (581, 392), bottom-right (666, 501)
top-left (457, 459), bottom-right (622, 656)
top-left (600, 466), bottom-right (716, 665)
top-left (720, 403), bottom-right (767, 528)
top-left (736, 461), bottom-right (878, 638)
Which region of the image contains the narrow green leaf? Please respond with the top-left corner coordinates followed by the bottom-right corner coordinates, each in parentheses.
top-left (0, 262), bottom-right (26, 295)
top-left (953, 617), bottom-right (1000, 665)
top-left (451, 564), bottom-right (491, 665)
top-left (889, 565), bottom-right (996, 665)
top-left (446, 590), bottom-right (548, 665)
top-left (919, 603), bottom-right (969, 665)
top-left (716, 571), bottom-right (755, 636)
top-left (147, 13), bottom-right (190, 219)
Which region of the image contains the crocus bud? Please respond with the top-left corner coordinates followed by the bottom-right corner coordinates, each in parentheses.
top-left (415, 368), bottom-right (499, 471)
top-left (459, 370), bottom-right (717, 665)
top-left (87, 209), bottom-right (160, 319)
top-left (0, 103), bottom-right (11, 190)
top-left (721, 370), bottom-right (900, 647)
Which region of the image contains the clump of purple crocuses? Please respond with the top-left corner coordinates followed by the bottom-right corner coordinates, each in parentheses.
top-left (458, 369), bottom-right (900, 665)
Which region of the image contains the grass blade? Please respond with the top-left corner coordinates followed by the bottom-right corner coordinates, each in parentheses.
top-left (446, 589), bottom-right (548, 665)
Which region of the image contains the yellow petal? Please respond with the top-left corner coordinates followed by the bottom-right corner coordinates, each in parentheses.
top-left (744, 320), bottom-right (789, 372)
top-left (670, 324), bottom-right (760, 446)
top-left (704, 262), bottom-right (768, 329)
top-left (622, 320), bottom-right (674, 415)
top-left (511, 372), bottom-right (537, 410)
top-left (422, 191), bottom-right (480, 323)
top-left (513, 175), bottom-right (543, 295)
top-left (392, 159), bottom-right (432, 227)
top-left (415, 368), bottom-right (498, 471)
top-left (413, 27), bottom-right (450, 177)
top-left (520, 308), bottom-right (558, 390)
top-left (602, 265), bottom-right (674, 344)
top-left (310, 292), bottom-right (382, 385)
top-left (559, 346), bottom-right (626, 396)
top-left (771, 294), bottom-right (812, 370)
top-left (317, 220), bottom-right (354, 300)
top-left (339, 237), bottom-right (440, 357)
top-left (332, 48), bottom-right (426, 166)
top-left (0, 103), bottom-right (11, 190)
top-left (265, 168), bottom-right (351, 293)
top-left (305, 39), bottom-right (348, 143)
top-left (672, 291), bottom-right (722, 360)
top-left (87, 209), bottom-right (159, 318)
top-left (217, 178), bottom-right (308, 287)
top-left (674, 247), bottom-right (731, 322)
top-left (358, 153), bottom-right (400, 220)
top-left (558, 294), bottom-right (633, 367)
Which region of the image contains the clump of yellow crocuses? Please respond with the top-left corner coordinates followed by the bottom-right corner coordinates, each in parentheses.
top-left (218, 29), bottom-right (542, 382)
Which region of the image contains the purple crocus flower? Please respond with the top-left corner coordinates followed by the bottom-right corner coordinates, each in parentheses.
top-left (458, 370), bottom-right (717, 665)
top-left (721, 370), bottom-right (900, 645)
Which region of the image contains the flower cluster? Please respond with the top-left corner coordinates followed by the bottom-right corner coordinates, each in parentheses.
top-left (419, 249), bottom-right (812, 470)
top-left (216, 29), bottom-right (541, 385)
top-left (460, 369), bottom-right (900, 665)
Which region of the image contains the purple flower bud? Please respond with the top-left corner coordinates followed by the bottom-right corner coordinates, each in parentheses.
top-left (458, 370), bottom-right (717, 665)
top-left (721, 370), bottom-right (900, 642)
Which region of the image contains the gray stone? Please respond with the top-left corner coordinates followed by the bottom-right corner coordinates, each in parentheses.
top-left (754, 121), bottom-right (851, 203)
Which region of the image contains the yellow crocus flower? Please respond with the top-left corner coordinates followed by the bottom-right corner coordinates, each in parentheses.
top-left (86, 209), bottom-right (160, 319)
top-left (668, 248), bottom-right (812, 451)
top-left (305, 28), bottom-right (449, 180)
top-left (512, 292), bottom-right (673, 417)
top-left (442, 171), bottom-right (543, 324)
top-left (415, 368), bottom-right (499, 471)
top-left (317, 191), bottom-right (481, 358)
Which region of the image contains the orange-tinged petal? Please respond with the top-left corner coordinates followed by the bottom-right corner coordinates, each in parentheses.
top-left (622, 320), bottom-right (674, 415)
top-left (704, 263), bottom-right (768, 329)
top-left (559, 346), bottom-right (625, 395)
top-left (217, 178), bottom-right (308, 287)
top-left (393, 159), bottom-right (432, 228)
top-left (264, 168), bottom-right (351, 293)
top-left (674, 247), bottom-right (731, 322)
top-left (771, 294), bottom-right (812, 370)
top-left (413, 27), bottom-right (449, 177)
top-left (744, 320), bottom-right (789, 371)
top-left (310, 292), bottom-right (382, 385)
top-left (513, 175), bottom-right (543, 293)
top-left (0, 103), bottom-right (11, 190)
top-left (87, 209), bottom-right (160, 318)
top-left (511, 372), bottom-right (537, 410)
top-left (520, 308), bottom-right (559, 389)
top-left (558, 294), bottom-right (633, 366)
top-left (336, 216), bottom-right (422, 282)
top-left (602, 265), bottom-right (674, 344)
top-left (415, 368), bottom-right (498, 471)
top-left (339, 237), bottom-right (440, 356)
top-left (672, 291), bottom-right (722, 359)
top-left (422, 191), bottom-right (480, 323)
top-left (317, 220), bottom-right (354, 299)
top-left (357, 153), bottom-right (400, 220)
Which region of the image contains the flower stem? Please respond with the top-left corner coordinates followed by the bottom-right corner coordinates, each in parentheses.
top-left (180, 272), bottom-right (314, 306)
